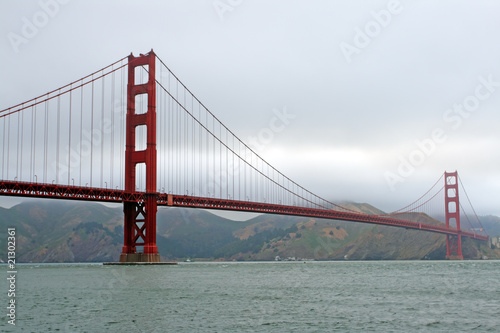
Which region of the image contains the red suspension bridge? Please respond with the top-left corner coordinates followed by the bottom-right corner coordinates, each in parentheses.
top-left (0, 50), bottom-right (489, 261)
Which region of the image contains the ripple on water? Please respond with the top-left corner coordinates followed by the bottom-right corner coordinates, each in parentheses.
top-left (6, 261), bottom-right (500, 332)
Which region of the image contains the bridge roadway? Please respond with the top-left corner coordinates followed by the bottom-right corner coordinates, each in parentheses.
top-left (0, 180), bottom-right (488, 241)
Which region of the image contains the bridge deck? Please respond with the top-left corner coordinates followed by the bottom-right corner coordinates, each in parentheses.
top-left (0, 180), bottom-right (488, 241)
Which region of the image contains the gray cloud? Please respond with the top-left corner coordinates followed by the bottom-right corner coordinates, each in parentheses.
top-left (1, 0), bottom-right (499, 216)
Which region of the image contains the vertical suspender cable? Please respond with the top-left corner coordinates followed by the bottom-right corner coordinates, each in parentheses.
top-left (226, 129), bottom-right (228, 198)
top-left (206, 107), bottom-right (209, 197)
top-left (175, 80), bottom-right (178, 193)
top-left (244, 147), bottom-right (246, 200)
top-left (110, 70), bottom-right (114, 188)
top-left (120, 65), bottom-right (125, 189)
top-left (43, 95), bottom-right (48, 182)
top-left (219, 122), bottom-right (222, 197)
top-left (257, 156), bottom-right (260, 202)
top-left (192, 96), bottom-right (195, 195)
top-left (177, 80), bottom-right (180, 193)
top-left (250, 151), bottom-right (254, 201)
top-left (169, 71), bottom-right (172, 192)
top-left (213, 116), bottom-right (215, 196)
top-left (232, 135), bottom-right (235, 200)
top-left (90, 78), bottom-right (94, 187)
top-left (6, 114), bottom-right (10, 179)
top-left (20, 107), bottom-right (24, 180)
top-left (168, 73), bottom-right (171, 192)
top-left (80, 80), bottom-right (83, 186)
top-left (56, 91), bottom-right (61, 183)
top-left (1, 115), bottom-right (5, 179)
top-left (158, 65), bottom-right (162, 191)
top-left (101, 70), bottom-right (105, 187)
top-left (184, 88), bottom-right (187, 193)
top-left (166, 69), bottom-right (170, 193)
top-left (238, 141), bottom-right (241, 200)
top-left (31, 102), bottom-right (36, 182)
top-left (16, 108), bottom-right (21, 179)
top-left (171, 78), bottom-right (175, 193)
top-left (199, 103), bottom-right (202, 196)
top-left (165, 67), bottom-right (170, 191)
top-left (68, 87), bottom-right (72, 185)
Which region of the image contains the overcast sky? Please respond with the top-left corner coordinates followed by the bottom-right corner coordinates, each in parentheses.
top-left (1, 0), bottom-right (499, 216)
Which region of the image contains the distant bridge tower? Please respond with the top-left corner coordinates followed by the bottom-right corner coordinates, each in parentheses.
top-left (120, 50), bottom-right (160, 262)
top-left (444, 171), bottom-right (463, 260)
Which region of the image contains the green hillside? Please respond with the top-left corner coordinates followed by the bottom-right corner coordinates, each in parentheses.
top-left (1, 199), bottom-right (499, 262)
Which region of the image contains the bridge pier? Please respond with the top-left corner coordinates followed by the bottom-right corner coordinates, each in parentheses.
top-left (120, 50), bottom-right (161, 263)
top-left (120, 199), bottom-right (160, 263)
top-left (446, 234), bottom-right (463, 260)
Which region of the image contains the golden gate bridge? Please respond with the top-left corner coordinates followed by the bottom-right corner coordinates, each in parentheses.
top-left (0, 50), bottom-right (489, 262)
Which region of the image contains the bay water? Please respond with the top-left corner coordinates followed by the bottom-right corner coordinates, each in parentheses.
top-left (2, 261), bottom-right (499, 332)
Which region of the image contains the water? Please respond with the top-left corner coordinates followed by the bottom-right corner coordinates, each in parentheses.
top-left (2, 261), bottom-right (499, 332)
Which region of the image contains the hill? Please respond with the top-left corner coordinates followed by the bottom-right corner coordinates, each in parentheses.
top-left (0, 200), bottom-right (124, 262)
top-left (479, 215), bottom-right (500, 235)
top-left (0, 200), bottom-right (499, 262)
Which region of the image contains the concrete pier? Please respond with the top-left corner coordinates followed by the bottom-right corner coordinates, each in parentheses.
top-left (103, 261), bottom-right (177, 266)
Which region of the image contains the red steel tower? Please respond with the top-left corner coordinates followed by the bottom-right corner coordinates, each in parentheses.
top-left (444, 171), bottom-right (463, 260)
top-left (120, 50), bottom-right (160, 262)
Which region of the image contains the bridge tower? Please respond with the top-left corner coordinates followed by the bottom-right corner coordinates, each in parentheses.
top-left (120, 50), bottom-right (160, 262)
top-left (444, 171), bottom-right (463, 260)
